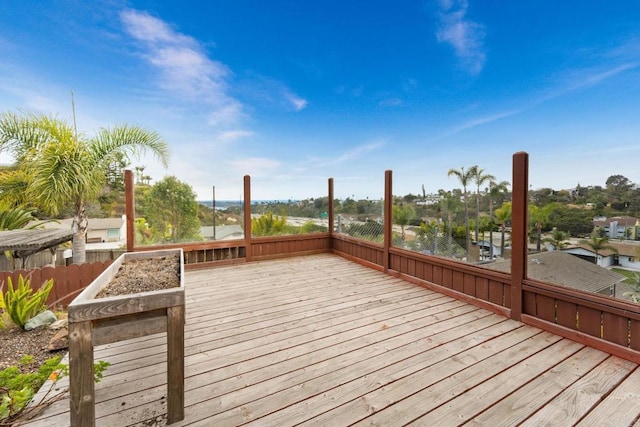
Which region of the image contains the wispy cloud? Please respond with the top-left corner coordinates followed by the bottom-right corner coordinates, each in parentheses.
top-left (446, 110), bottom-right (520, 136)
top-left (549, 63), bottom-right (638, 97)
top-left (120, 9), bottom-right (243, 125)
top-left (240, 74), bottom-right (308, 112)
top-left (229, 157), bottom-right (280, 176)
top-left (305, 139), bottom-right (386, 168)
top-left (286, 92), bottom-right (308, 111)
top-left (217, 129), bottom-right (254, 142)
top-left (442, 62), bottom-right (638, 137)
top-left (436, 0), bottom-right (486, 75)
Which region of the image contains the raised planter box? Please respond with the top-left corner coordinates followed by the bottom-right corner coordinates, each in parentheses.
top-left (67, 249), bottom-right (185, 426)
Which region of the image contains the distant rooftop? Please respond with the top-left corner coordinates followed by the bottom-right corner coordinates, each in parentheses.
top-left (485, 251), bottom-right (625, 294)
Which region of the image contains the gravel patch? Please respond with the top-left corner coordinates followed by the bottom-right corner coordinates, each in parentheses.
top-left (0, 324), bottom-right (65, 371)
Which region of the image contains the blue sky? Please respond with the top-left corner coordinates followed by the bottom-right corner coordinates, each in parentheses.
top-left (1, 1), bottom-right (639, 200)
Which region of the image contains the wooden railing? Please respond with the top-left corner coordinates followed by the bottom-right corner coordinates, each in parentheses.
top-left (3, 153), bottom-right (640, 364)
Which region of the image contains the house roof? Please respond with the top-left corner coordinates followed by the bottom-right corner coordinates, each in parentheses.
top-left (0, 229), bottom-right (74, 258)
top-left (593, 216), bottom-right (639, 227)
top-left (200, 225), bottom-right (244, 240)
top-left (568, 241), bottom-right (640, 257)
top-left (485, 251), bottom-right (625, 293)
top-left (88, 217), bottom-right (124, 230)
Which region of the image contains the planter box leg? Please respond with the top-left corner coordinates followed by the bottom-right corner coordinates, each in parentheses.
top-left (69, 321), bottom-right (95, 427)
top-left (167, 305), bottom-right (185, 424)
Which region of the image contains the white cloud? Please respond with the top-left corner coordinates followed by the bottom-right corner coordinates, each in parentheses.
top-left (206, 101), bottom-right (245, 127)
top-left (306, 139), bottom-right (386, 168)
top-left (120, 9), bottom-right (242, 125)
top-left (217, 129), bottom-right (254, 142)
top-left (287, 93), bottom-right (308, 111)
top-left (229, 157), bottom-right (280, 176)
top-left (240, 74), bottom-right (307, 112)
top-left (443, 62), bottom-right (638, 137)
top-left (436, 0), bottom-right (486, 75)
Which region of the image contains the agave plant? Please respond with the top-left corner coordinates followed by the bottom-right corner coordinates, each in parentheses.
top-left (1, 275), bottom-right (53, 329)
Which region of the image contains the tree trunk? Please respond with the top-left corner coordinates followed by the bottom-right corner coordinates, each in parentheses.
top-left (475, 188), bottom-right (480, 242)
top-left (463, 190), bottom-right (470, 259)
top-left (489, 199), bottom-right (494, 258)
top-left (72, 203), bottom-right (88, 264)
top-left (500, 224), bottom-right (506, 258)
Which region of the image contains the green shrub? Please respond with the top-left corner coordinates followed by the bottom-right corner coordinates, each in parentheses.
top-left (0, 355), bottom-right (110, 424)
top-left (1, 275), bottom-right (53, 329)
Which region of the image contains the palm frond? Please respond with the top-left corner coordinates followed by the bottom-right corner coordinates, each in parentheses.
top-left (90, 124), bottom-right (170, 168)
top-left (0, 207), bottom-right (37, 230)
top-left (0, 169), bottom-right (32, 208)
top-left (0, 111), bottom-right (68, 163)
top-left (28, 138), bottom-right (100, 215)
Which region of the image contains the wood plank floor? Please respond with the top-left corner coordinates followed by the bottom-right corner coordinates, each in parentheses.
top-left (21, 254), bottom-right (640, 426)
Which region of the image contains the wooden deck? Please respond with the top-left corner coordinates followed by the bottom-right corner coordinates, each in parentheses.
top-left (22, 254), bottom-right (640, 426)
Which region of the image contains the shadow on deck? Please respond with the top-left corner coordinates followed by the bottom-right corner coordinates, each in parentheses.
top-left (22, 254), bottom-right (640, 426)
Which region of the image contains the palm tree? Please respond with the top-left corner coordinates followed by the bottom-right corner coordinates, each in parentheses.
top-left (448, 166), bottom-right (475, 258)
top-left (439, 190), bottom-right (462, 257)
top-left (543, 228), bottom-right (569, 251)
top-left (581, 232), bottom-right (617, 266)
top-left (0, 111), bottom-right (170, 264)
top-left (392, 204), bottom-right (415, 243)
top-left (494, 202), bottom-right (512, 257)
top-left (486, 180), bottom-right (509, 258)
top-left (0, 207), bottom-right (38, 230)
top-left (471, 167), bottom-right (495, 243)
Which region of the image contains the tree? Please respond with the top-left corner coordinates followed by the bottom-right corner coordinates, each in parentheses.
top-left (0, 111), bottom-right (170, 263)
top-left (439, 190), bottom-right (463, 257)
top-left (448, 166), bottom-right (476, 258)
top-left (494, 202), bottom-right (512, 256)
top-left (471, 167), bottom-right (495, 242)
top-left (606, 175), bottom-right (633, 194)
top-left (251, 212), bottom-right (287, 236)
top-left (543, 228), bottom-right (569, 250)
top-left (0, 207), bottom-right (37, 230)
top-left (392, 204), bottom-right (415, 243)
top-left (487, 180), bottom-right (509, 257)
top-left (581, 232), bottom-right (617, 266)
top-left (144, 176), bottom-right (201, 243)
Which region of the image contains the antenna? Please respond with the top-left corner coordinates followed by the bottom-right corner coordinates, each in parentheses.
top-left (71, 90), bottom-right (78, 141)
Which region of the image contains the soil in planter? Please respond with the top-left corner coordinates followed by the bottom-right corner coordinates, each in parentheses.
top-left (94, 254), bottom-right (180, 299)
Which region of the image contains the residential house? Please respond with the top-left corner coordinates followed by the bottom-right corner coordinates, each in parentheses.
top-left (200, 224), bottom-right (244, 240)
top-left (593, 215), bottom-right (639, 240)
top-left (485, 250), bottom-right (626, 297)
top-left (563, 241), bottom-right (640, 269)
top-left (85, 216), bottom-right (126, 243)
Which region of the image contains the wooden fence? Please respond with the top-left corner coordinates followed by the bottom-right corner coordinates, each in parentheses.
top-left (0, 261), bottom-right (113, 309)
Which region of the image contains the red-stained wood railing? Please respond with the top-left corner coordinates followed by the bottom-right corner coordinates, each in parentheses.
top-left (0, 261), bottom-right (113, 308)
top-left (5, 153), bottom-right (640, 363)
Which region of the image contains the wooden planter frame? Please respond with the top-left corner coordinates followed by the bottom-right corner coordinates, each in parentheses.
top-left (67, 249), bottom-right (185, 426)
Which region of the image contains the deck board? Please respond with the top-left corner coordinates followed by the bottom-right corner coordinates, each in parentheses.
top-left (21, 253), bottom-right (640, 426)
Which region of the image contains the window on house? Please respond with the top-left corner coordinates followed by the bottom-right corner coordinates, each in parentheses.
top-left (106, 229), bottom-right (120, 239)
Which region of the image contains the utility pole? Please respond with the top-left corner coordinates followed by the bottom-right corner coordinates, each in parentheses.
top-left (212, 185), bottom-right (216, 240)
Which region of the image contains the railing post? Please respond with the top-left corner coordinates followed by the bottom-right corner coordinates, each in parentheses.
top-left (328, 178), bottom-right (334, 247)
top-left (244, 175), bottom-right (252, 262)
top-left (125, 169), bottom-right (135, 252)
top-left (383, 170), bottom-right (392, 273)
top-left (511, 152), bottom-right (529, 321)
